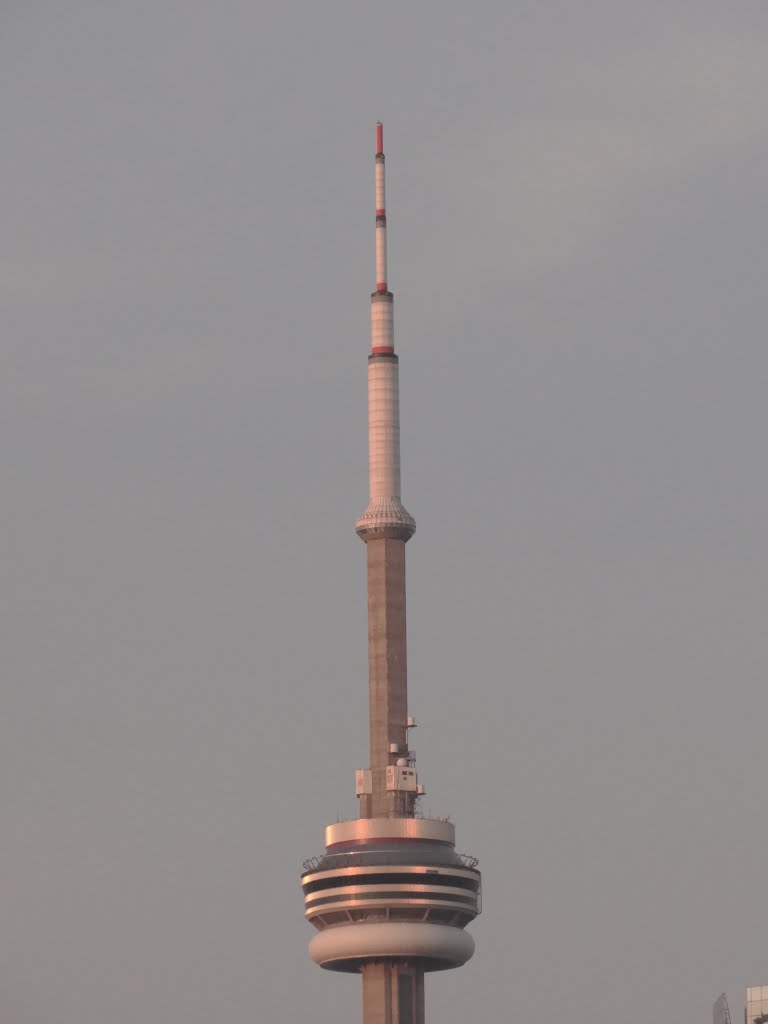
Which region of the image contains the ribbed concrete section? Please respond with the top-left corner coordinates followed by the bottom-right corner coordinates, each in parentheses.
top-left (362, 963), bottom-right (425, 1024)
top-left (360, 536), bottom-right (414, 819)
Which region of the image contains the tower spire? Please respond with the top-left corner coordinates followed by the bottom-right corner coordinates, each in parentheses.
top-left (375, 122), bottom-right (388, 296)
top-left (356, 124), bottom-right (415, 540)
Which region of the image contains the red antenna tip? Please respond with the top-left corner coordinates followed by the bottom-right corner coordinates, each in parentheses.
top-left (376, 122), bottom-right (383, 155)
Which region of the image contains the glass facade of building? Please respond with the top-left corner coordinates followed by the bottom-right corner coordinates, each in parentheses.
top-left (714, 993), bottom-right (732, 1024)
top-left (746, 987), bottom-right (768, 1024)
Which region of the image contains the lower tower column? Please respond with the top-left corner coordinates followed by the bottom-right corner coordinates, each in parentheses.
top-left (364, 535), bottom-right (412, 818)
top-left (362, 963), bottom-right (425, 1024)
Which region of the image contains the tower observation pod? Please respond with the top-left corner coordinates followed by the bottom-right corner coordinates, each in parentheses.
top-left (300, 124), bottom-right (481, 1024)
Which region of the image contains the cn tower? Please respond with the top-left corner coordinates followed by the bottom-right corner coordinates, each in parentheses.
top-left (301, 124), bottom-right (481, 1024)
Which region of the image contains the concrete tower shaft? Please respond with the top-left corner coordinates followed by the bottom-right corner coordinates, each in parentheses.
top-left (363, 535), bottom-right (410, 819)
top-left (356, 122), bottom-right (416, 819)
top-left (301, 124), bottom-right (480, 1024)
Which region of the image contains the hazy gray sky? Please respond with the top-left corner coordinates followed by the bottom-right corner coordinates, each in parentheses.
top-left (2, 3), bottom-right (766, 1022)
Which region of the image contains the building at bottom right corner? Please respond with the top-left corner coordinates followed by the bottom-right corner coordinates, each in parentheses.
top-left (746, 986), bottom-right (768, 1024)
